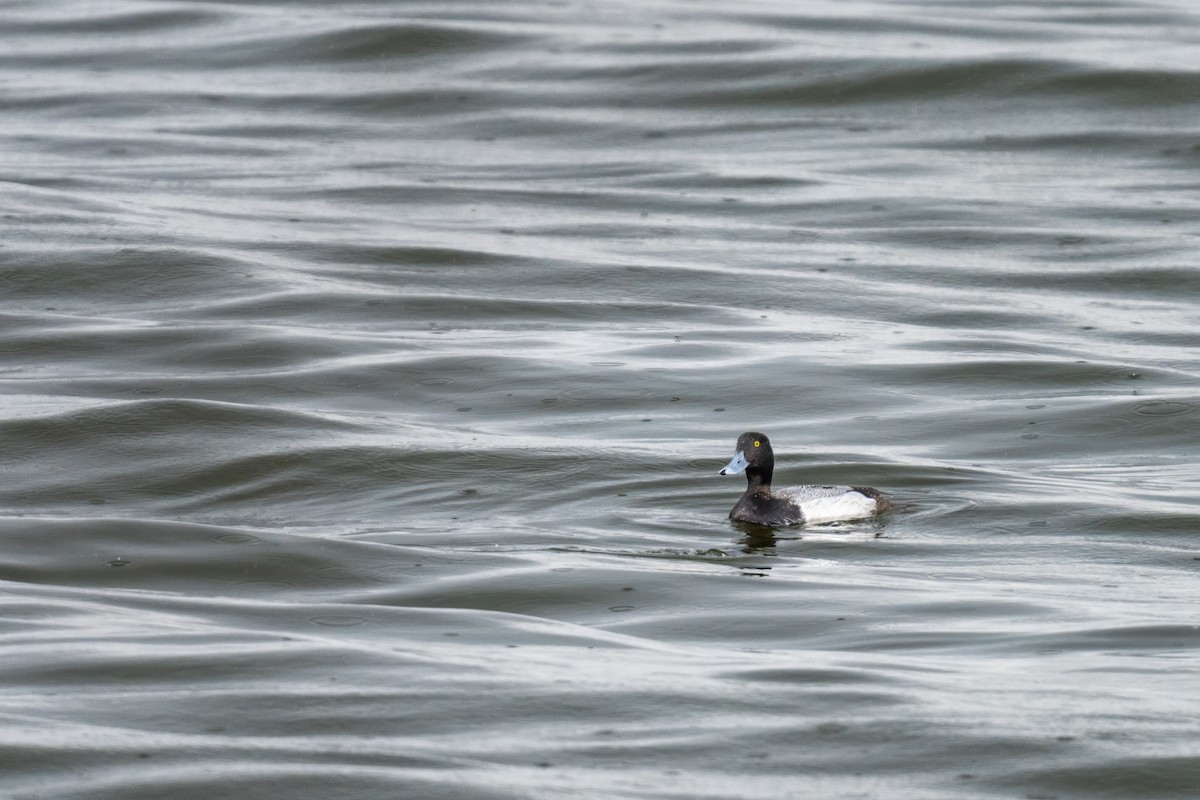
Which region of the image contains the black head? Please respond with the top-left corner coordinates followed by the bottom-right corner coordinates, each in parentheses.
top-left (718, 431), bottom-right (775, 487)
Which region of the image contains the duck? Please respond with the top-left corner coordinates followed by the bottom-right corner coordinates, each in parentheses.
top-left (718, 431), bottom-right (889, 526)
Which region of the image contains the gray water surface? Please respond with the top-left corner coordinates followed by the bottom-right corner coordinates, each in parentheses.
top-left (2, 1), bottom-right (1199, 798)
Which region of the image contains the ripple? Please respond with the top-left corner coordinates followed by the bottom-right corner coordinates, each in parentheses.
top-left (1029, 415), bottom-right (1138, 438)
top-left (215, 533), bottom-right (261, 545)
top-left (310, 615), bottom-right (370, 628)
top-left (1134, 400), bottom-right (1194, 416)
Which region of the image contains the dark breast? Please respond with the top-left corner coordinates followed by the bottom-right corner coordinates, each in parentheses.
top-left (730, 495), bottom-right (805, 526)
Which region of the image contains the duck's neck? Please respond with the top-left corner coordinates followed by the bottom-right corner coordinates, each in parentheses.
top-left (745, 463), bottom-right (773, 494)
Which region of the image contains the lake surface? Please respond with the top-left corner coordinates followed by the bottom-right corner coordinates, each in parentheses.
top-left (2, 1), bottom-right (1198, 797)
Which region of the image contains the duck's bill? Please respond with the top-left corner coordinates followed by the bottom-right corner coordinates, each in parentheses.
top-left (719, 450), bottom-right (748, 476)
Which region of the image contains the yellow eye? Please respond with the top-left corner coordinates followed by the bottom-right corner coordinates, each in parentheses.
top-left (753, 440), bottom-right (760, 447)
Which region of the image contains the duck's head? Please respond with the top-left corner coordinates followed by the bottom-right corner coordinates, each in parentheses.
top-left (719, 431), bottom-right (774, 485)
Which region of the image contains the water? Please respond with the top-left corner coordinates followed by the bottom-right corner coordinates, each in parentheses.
top-left (2, 1), bottom-right (1199, 797)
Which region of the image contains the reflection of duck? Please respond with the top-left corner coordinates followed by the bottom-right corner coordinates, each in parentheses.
top-left (718, 431), bottom-right (889, 527)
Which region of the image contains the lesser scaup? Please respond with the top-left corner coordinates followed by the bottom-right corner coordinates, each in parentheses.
top-left (719, 431), bottom-right (889, 526)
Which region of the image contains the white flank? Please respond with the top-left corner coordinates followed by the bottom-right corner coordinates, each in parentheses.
top-left (796, 492), bottom-right (878, 525)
